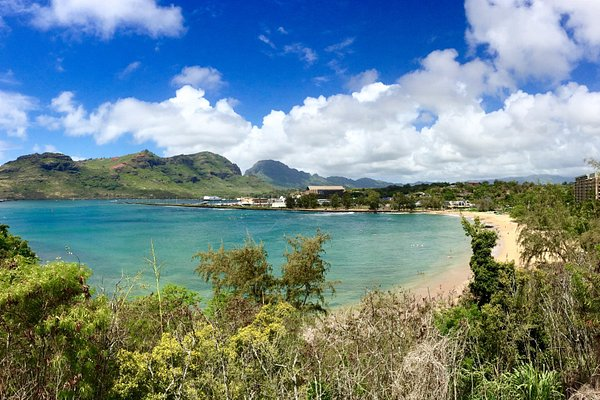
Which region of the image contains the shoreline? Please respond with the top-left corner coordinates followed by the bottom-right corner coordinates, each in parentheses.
top-left (4, 199), bottom-right (522, 303)
top-left (129, 201), bottom-right (523, 301)
top-left (407, 210), bottom-right (521, 300)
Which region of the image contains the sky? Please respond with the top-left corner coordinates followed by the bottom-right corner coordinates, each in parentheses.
top-left (1, 0), bottom-right (600, 182)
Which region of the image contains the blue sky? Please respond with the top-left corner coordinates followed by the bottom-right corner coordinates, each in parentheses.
top-left (1, 0), bottom-right (600, 181)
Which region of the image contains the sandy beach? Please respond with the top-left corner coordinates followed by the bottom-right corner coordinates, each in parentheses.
top-left (409, 210), bottom-right (522, 299)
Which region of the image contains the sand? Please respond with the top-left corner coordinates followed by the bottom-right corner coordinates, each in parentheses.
top-left (408, 211), bottom-right (522, 300)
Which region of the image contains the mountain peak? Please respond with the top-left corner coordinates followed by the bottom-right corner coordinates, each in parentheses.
top-left (245, 160), bottom-right (393, 188)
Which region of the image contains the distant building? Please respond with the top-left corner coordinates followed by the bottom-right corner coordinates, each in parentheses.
top-left (306, 185), bottom-right (345, 197)
top-left (238, 197), bottom-right (270, 206)
top-left (574, 173), bottom-right (600, 202)
top-left (271, 196), bottom-right (287, 208)
top-left (444, 200), bottom-right (473, 209)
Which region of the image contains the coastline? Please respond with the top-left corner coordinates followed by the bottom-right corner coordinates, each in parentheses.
top-left (407, 210), bottom-right (521, 300)
top-left (131, 201), bottom-right (522, 301)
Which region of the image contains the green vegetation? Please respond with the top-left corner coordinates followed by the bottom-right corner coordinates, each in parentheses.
top-left (0, 150), bottom-right (274, 199)
top-left (281, 180), bottom-right (549, 212)
top-left (195, 231), bottom-right (334, 312)
top-left (2, 179), bottom-right (600, 399)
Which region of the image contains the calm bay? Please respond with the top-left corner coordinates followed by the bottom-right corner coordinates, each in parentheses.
top-left (0, 200), bottom-right (470, 306)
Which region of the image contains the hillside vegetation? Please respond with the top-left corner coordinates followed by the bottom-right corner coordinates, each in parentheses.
top-left (0, 150), bottom-right (274, 199)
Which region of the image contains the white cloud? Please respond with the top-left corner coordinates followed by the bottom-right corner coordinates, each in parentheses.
top-left (230, 80), bottom-right (600, 181)
top-left (32, 143), bottom-right (58, 153)
top-left (258, 34), bottom-right (276, 49)
top-left (29, 0), bottom-right (184, 38)
top-left (312, 76), bottom-right (329, 86)
top-left (325, 37), bottom-right (354, 56)
top-left (277, 26), bottom-right (288, 35)
top-left (466, 0), bottom-right (600, 82)
top-left (284, 43), bottom-right (317, 65)
top-left (39, 47), bottom-right (600, 182)
top-left (397, 49), bottom-right (503, 113)
top-left (55, 57), bottom-right (65, 72)
top-left (171, 66), bottom-right (224, 91)
top-left (118, 61), bottom-right (141, 79)
top-left (346, 69), bottom-right (379, 91)
top-left (551, 0), bottom-right (600, 59)
top-left (0, 139), bottom-right (15, 162)
top-left (0, 69), bottom-right (18, 85)
top-left (41, 86), bottom-right (252, 156)
top-left (0, 90), bottom-right (35, 138)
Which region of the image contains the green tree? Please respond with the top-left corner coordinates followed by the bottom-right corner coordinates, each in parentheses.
top-left (442, 187), bottom-right (457, 201)
top-left (365, 190), bottom-right (381, 211)
top-left (195, 236), bottom-right (275, 304)
top-left (330, 193), bottom-right (341, 208)
top-left (297, 193), bottom-right (319, 209)
top-left (0, 224), bottom-right (36, 267)
top-left (511, 184), bottom-right (581, 265)
top-left (420, 194), bottom-right (443, 209)
top-left (462, 217), bottom-right (516, 306)
top-left (285, 195), bottom-right (296, 208)
top-left (341, 192), bottom-right (353, 209)
top-left (281, 231), bottom-right (335, 313)
top-left (0, 259), bottom-right (112, 398)
top-left (392, 192), bottom-right (414, 210)
top-left (477, 196), bottom-right (495, 211)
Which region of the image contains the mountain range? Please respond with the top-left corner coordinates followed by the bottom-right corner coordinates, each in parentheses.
top-left (244, 160), bottom-right (394, 189)
top-left (0, 150), bottom-right (272, 200)
top-left (0, 150), bottom-right (575, 200)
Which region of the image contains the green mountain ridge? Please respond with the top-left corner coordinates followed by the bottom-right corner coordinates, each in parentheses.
top-left (244, 159), bottom-right (394, 188)
top-left (0, 150), bottom-right (274, 199)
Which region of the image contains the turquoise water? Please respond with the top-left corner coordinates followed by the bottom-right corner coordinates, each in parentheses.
top-left (0, 200), bottom-right (470, 306)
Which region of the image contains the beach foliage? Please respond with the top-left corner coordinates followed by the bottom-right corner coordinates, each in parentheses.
top-left (0, 257), bottom-right (113, 399)
top-left (0, 223), bottom-right (36, 267)
top-left (195, 231), bottom-right (335, 313)
top-left (195, 236), bottom-right (274, 304)
top-left (461, 217), bottom-right (516, 307)
top-left (281, 231), bottom-right (334, 312)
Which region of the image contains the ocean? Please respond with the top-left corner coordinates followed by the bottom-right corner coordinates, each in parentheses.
top-left (0, 200), bottom-right (471, 306)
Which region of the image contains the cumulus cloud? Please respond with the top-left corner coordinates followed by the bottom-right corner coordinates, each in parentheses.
top-left (40, 86), bottom-right (252, 156)
top-left (346, 69), bottom-right (379, 91)
top-left (31, 0), bottom-right (600, 182)
top-left (466, 0), bottom-right (600, 82)
top-left (171, 66), bottom-right (224, 92)
top-left (0, 90), bottom-right (35, 138)
top-left (551, 0), bottom-right (600, 59)
top-left (397, 49), bottom-right (503, 113)
top-left (231, 80), bottom-right (600, 181)
top-left (29, 0), bottom-right (184, 38)
top-left (39, 47), bottom-right (600, 181)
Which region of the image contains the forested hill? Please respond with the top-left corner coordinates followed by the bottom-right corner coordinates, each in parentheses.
top-left (244, 159), bottom-right (394, 188)
top-left (0, 150), bottom-right (274, 199)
